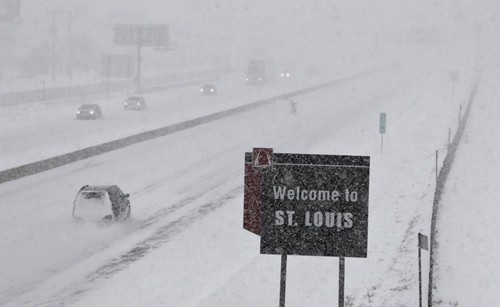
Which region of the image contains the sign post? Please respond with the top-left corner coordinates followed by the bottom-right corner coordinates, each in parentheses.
top-left (449, 70), bottom-right (459, 105)
top-left (280, 253), bottom-right (287, 307)
top-left (379, 112), bottom-right (386, 153)
top-left (418, 233), bottom-right (429, 307)
top-left (244, 149), bottom-right (370, 306)
top-left (339, 257), bottom-right (345, 307)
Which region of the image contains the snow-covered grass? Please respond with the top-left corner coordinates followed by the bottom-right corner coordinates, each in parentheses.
top-left (432, 63), bottom-right (500, 306)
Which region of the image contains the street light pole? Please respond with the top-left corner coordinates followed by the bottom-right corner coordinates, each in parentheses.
top-left (136, 26), bottom-right (143, 93)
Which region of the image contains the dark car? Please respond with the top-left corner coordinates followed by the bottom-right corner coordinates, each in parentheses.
top-left (124, 96), bottom-right (146, 110)
top-left (200, 84), bottom-right (217, 95)
top-left (72, 185), bottom-right (131, 222)
top-left (76, 103), bottom-right (102, 120)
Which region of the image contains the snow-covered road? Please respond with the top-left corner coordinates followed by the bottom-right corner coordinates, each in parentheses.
top-left (0, 61), bottom-right (480, 306)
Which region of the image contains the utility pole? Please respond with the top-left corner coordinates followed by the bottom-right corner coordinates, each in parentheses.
top-left (68, 11), bottom-right (73, 80)
top-left (136, 26), bottom-right (143, 93)
top-left (51, 11), bottom-right (56, 82)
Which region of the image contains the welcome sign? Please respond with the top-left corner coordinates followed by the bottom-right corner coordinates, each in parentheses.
top-left (259, 153), bottom-right (370, 258)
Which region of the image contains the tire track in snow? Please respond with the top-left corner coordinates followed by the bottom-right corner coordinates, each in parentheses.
top-left (25, 185), bottom-right (243, 307)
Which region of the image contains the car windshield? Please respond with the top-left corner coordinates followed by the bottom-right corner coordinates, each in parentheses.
top-left (127, 96), bottom-right (141, 100)
top-left (80, 104), bottom-right (95, 109)
top-left (73, 190), bottom-right (111, 220)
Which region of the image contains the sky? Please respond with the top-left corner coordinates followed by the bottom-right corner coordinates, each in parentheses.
top-left (2, 0), bottom-right (498, 79)
top-left (1, 1), bottom-right (500, 306)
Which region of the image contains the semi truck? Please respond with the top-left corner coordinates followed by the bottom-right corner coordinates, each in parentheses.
top-left (246, 60), bottom-right (274, 85)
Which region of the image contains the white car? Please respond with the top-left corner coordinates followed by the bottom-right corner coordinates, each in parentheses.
top-left (73, 185), bottom-right (131, 222)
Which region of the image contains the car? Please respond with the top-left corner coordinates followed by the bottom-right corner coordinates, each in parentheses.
top-left (200, 84), bottom-right (217, 95)
top-left (72, 185), bottom-right (131, 222)
top-left (76, 103), bottom-right (102, 120)
top-left (124, 96), bottom-right (146, 110)
top-left (280, 70), bottom-right (292, 79)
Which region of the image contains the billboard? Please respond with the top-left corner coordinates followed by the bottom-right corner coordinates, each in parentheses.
top-left (0, 0), bottom-right (20, 23)
top-left (113, 24), bottom-right (168, 47)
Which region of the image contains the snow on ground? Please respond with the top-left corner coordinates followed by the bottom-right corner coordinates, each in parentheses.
top-left (0, 69), bottom-right (344, 170)
top-left (0, 66), bottom-right (391, 304)
top-left (0, 51), bottom-right (486, 306)
top-left (433, 63), bottom-right (500, 306)
top-left (0, 57), bottom-right (480, 306)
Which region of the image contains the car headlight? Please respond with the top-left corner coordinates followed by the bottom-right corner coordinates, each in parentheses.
top-left (124, 102), bottom-right (128, 106)
top-left (286, 73), bottom-right (290, 77)
top-left (200, 88), bottom-right (204, 92)
top-left (258, 78), bottom-right (262, 81)
top-left (77, 110), bottom-right (80, 114)
top-left (210, 89), bottom-right (214, 92)
top-left (281, 73), bottom-right (284, 77)
top-left (90, 110), bottom-right (94, 114)
top-left (246, 78), bottom-right (249, 81)
top-left (137, 102), bottom-right (141, 105)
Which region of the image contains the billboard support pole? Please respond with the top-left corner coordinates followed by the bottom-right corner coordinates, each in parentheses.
top-left (127, 56), bottom-right (131, 96)
top-left (419, 245), bottom-right (423, 307)
top-left (136, 43), bottom-right (142, 93)
top-left (106, 55), bottom-right (110, 97)
top-left (339, 257), bottom-right (345, 307)
top-left (418, 233), bottom-right (428, 307)
top-left (279, 254), bottom-right (287, 307)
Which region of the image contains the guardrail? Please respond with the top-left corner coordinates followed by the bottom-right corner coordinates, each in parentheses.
top-left (427, 74), bottom-right (481, 306)
top-left (0, 68), bottom-right (219, 107)
top-left (0, 69), bottom-right (379, 184)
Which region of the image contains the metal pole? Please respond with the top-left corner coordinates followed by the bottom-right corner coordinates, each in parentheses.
top-left (136, 26), bottom-right (142, 93)
top-left (42, 81), bottom-right (46, 100)
top-left (435, 150), bottom-right (438, 184)
top-left (381, 134), bottom-right (384, 154)
top-left (419, 247), bottom-right (422, 307)
top-left (459, 104), bottom-right (462, 125)
top-left (451, 80), bottom-right (455, 105)
top-left (339, 257), bottom-right (345, 307)
top-left (280, 254), bottom-right (287, 307)
top-left (106, 55), bottom-right (110, 97)
top-left (448, 128), bottom-right (451, 148)
top-left (68, 11), bottom-right (73, 81)
top-left (51, 11), bottom-right (56, 82)
top-left (127, 56), bottom-right (131, 96)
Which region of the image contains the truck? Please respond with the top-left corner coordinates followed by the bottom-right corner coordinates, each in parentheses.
top-left (245, 60), bottom-right (273, 85)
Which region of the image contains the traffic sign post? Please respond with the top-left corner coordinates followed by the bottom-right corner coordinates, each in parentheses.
top-left (449, 70), bottom-right (459, 105)
top-left (244, 149), bottom-right (370, 306)
top-left (418, 233), bottom-right (429, 307)
top-left (379, 112), bottom-right (386, 153)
